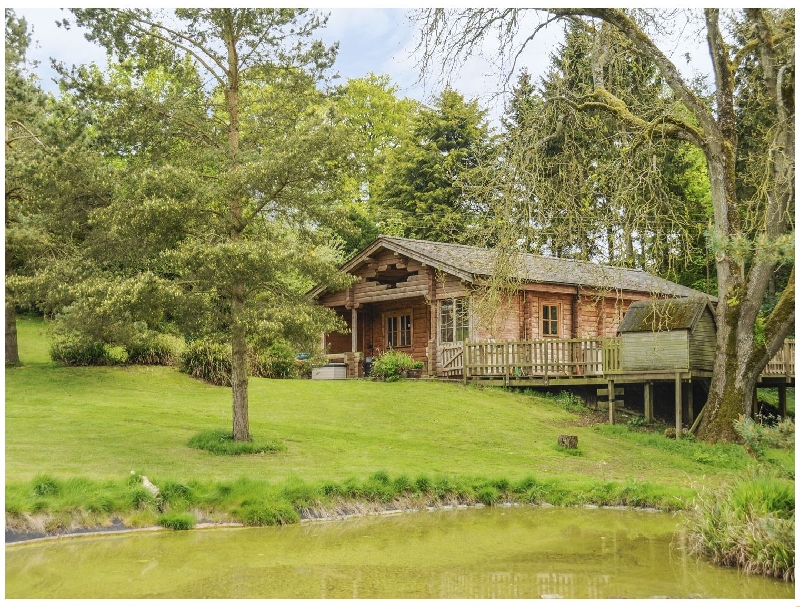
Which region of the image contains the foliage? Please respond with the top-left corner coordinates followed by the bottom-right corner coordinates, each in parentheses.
top-left (39, 8), bottom-right (358, 442)
top-left (126, 331), bottom-right (177, 366)
top-left (187, 429), bottom-right (284, 456)
top-left (180, 337), bottom-right (309, 385)
top-left (734, 415), bottom-right (795, 458)
top-left (179, 339), bottom-right (231, 386)
top-left (373, 88), bottom-right (495, 243)
top-left (371, 349), bottom-right (417, 381)
top-left (412, 8), bottom-right (795, 444)
top-left (49, 331), bottom-right (125, 366)
top-left (157, 511), bottom-right (196, 530)
top-left (684, 475), bottom-right (795, 581)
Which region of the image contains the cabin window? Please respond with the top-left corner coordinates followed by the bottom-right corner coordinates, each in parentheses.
top-left (386, 312), bottom-right (412, 348)
top-left (440, 298), bottom-right (470, 343)
top-left (542, 304), bottom-right (559, 336)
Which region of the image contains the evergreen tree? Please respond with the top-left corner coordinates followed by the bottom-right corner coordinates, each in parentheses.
top-left (57, 8), bottom-right (355, 441)
top-left (374, 88), bottom-right (495, 244)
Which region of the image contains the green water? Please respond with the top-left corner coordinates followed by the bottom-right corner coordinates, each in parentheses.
top-left (5, 507), bottom-right (794, 599)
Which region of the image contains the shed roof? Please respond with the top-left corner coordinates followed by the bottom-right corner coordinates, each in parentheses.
top-left (617, 297), bottom-right (716, 334)
top-left (323, 236), bottom-right (714, 300)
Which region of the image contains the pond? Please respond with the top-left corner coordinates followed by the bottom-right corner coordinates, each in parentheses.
top-left (5, 506), bottom-right (794, 599)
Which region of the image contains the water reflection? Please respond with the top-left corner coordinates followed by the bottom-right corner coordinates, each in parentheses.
top-left (5, 507), bottom-right (794, 599)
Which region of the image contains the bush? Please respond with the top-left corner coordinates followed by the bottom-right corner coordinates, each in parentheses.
top-left (158, 512), bottom-right (196, 530)
top-left (181, 338), bottom-right (303, 383)
top-left (264, 339), bottom-right (296, 379)
top-left (372, 350), bottom-right (416, 381)
top-left (179, 339), bottom-right (232, 386)
top-left (50, 333), bottom-right (122, 366)
top-left (127, 333), bottom-right (176, 366)
top-left (187, 429), bottom-right (284, 456)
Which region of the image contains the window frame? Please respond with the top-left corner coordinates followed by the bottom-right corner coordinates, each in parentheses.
top-left (385, 309), bottom-right (412, 348)
top-left (439, 297), bottom-right (471, 344)
top-left (541, 303), bottom-right (560, 338)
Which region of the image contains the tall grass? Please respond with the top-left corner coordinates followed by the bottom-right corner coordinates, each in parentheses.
top-left (684, 475), bottom-right (795, 581)
top-left (6, 471), bottom-right (693, 536)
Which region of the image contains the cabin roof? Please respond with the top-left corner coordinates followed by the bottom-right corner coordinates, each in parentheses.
top-left (617, 297), bottom-right (716, 333)
top-left (315, 236), bottom-right (714, 300)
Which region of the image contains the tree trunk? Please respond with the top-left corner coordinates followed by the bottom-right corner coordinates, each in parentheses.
top-left (5, 301), bottom-right (19, 366)
top-left (230, 294), bottom-right (250, 442)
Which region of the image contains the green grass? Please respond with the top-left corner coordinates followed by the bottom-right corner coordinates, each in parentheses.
top-left (5, 317), bottom-right (793, 514)
top-left (187, 429), bottom-right (285, 456)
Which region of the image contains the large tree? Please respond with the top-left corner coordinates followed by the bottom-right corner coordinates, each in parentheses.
top-left (415, 8), bottom-right (794, 442)
top-left (373, 88), bottom-right (495, 244)
top-left (66, 9), bottom-right (353, 441)
top-left (495, 22), bottom-right (714, 285)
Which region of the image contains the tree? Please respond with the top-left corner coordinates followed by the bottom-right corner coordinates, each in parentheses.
top-left (494, 22), bottom-right (714, 284)
top-left (415, 8), bottom-right (794, 442)
top-left (328, 73), bottom-right (418, 254)
top-left (373, 88), bottom-right (495, 244)
top-left (67, 8), bottom-right (354, 441)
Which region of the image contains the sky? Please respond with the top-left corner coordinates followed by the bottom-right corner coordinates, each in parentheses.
top-left (15, 7), bottom-right (713, 126)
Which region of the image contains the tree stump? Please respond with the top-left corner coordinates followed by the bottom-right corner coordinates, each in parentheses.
top-left (558, 435), bottom-right (578, 449)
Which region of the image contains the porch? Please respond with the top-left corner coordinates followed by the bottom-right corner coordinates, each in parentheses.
top-left (441, 337), bottom-right (795, 384)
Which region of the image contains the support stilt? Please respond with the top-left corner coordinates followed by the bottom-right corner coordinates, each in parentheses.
top-left (675, 372), bottom-right (682, 439)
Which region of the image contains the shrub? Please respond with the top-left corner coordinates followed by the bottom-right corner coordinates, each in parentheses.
top-left (50, 333), bottom-right (121, 366)
top-left (180, 338), bottom-right (303, 383)
top-left (158, 512), bottom-right (196, 530)
top-left (179, 339), bottom-right (231, 386)
top-left (372, 350), bottom-right (416, 381)
top-left (188, 429), bottom-right (285, 456)
top-left (127, 333), bottom-right (176, 366)
top-left (264, 339), bottom-right (296, 379)
top-left (734, 415), bottom-right (767, 458)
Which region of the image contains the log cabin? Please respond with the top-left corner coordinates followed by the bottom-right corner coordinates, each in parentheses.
top-left (310, 236), bottom-right (712, 379)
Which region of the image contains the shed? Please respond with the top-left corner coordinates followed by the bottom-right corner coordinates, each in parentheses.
top-left (617, 297), bottom-right (717, 372)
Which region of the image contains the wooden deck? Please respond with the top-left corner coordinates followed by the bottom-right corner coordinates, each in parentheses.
top-left (442, 337), bottom-right (795, 385)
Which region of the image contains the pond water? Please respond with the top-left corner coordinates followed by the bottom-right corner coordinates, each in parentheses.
top-left (5, 507), bottom-right (794, 599)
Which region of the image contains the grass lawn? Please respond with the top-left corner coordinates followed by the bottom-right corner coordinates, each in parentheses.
top-left (6, 316), bottom-right (778, 493)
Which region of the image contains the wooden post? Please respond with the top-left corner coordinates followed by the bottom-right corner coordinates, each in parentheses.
top-left (504, 342), bottom-right (510, 386)
top-left (779, 383), bottom-right (787, 419)
top-left (462, 340), bottom-right (469, 384)
top-left (543, 340), bottom-right (549, 383)
top-left (687, 380), bottom-right (694, 425)
top-left (644, 381), bottom-right (653, 422)
top-left (675, 372), bottom-right (682, 438)
top-left (351, 307), bottom-right (358, 355)
top-left (608, 378), bottom-right (616, 425)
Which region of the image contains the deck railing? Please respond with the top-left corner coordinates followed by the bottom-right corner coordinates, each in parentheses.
top-left (439, 337), bottom-right (794, 381)
top-left (763, 338), bottom-right (795, 377)
top-left (461, 338), bottom-right (621, 380)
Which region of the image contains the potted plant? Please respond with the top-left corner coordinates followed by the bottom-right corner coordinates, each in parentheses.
top-left (405, 360), bottom-right (425, 379)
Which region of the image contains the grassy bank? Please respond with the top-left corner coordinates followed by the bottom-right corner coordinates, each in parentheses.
top-left (6, 316), bottom-right (795, 567)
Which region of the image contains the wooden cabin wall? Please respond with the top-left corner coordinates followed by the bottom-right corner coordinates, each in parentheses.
top-left (325, 307), bottom-right (352, 354)
top-left (474, 293), bottom-right (523, 341)
top-left (523, 292), bottom-right (575, 339)
top-left (689, 308), bottom-right (716, 371)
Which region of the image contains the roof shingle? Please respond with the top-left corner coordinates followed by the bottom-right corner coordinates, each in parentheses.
top-left (367, 236), bottom-right (713, 299)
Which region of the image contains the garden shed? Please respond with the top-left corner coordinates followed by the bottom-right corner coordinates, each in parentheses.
top-left (617, 297), bottom-right (717, 373)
